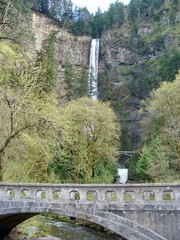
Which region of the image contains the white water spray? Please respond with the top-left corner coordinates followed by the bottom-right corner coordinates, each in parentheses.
top-left (88, 39), bottom-right (99, 99)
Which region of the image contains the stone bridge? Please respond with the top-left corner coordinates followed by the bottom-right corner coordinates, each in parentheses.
top-left (0, 183), bottom-right (180, 240)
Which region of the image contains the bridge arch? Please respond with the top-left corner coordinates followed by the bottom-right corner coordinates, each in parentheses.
top-left (1, 202), bottom-right (166, 240)
top-left (1, 183), bottom-right (180, 240)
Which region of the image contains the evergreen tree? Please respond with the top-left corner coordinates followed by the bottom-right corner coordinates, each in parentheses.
top-left (114, 1), bottom-right (125, 27)
top-left (137, 72), bottom-right (180, 182)
top-left (77, 66), bottom-right (88, 97)
top-left (152, 0), bottom-right (165, 9)
top-left (107, 3), bottom-right (116, 27)
top-left (128, 0), bottom-right (140, 22)
top-left (159, 48), bottom-right (180, 82)
top-left (35, 33), bottom-right (56, 94)
top-left (92, 7), bottom-right (104, 38)
top-left (71, 7), bottom-right (92, 36)
top-left (172, 0), bottom-right (178, 6)
top-left (64, 57), bottom-right (76, 100)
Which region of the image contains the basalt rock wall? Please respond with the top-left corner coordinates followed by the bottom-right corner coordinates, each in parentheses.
top-left (31, 2), bottom-right (180, 150)
top-left (32, 12), bottom-right (91, 102)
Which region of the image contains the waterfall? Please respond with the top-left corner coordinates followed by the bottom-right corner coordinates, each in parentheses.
top-left (88, 39), bottom-right (99, 100)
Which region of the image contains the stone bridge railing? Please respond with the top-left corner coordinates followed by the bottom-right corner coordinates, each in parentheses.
top-left (1, 183), bottom-right (180, 207)
top-left (1, 183), bottom-right (180, 240)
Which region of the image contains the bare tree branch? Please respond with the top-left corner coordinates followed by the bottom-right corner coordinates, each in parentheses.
top-left (0, 0), bottom-right (14, 29)
top-left (0, 36), bottom-right (18, 43)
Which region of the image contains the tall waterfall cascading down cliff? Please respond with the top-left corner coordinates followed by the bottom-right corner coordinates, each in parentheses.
top-left (88, 39), bottom-right (99, 99)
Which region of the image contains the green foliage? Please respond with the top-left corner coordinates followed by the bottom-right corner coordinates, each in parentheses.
top-left (64, 59), bottom-right (88, 100)
top-left (169, 10), bottom-right (176, 25)
top-left (136, 138), bottom-right (169, 182)
top-left (125, 153), bottom-right (140, 181)
top-left (13, 0), bottom-right (31, 13)
top-left (128, 0), bottom-right (139, 22)
top-left (98, 70), bottom-right (112, 100)
top-left (0, 0), bottom-right (32, 43)
top-left (29, 0), bottom-right (124, 37)
top-left (48, 97), bottom-right (120, 183)
top-left (70, 7), bottom-right (93, 36)
top-left (64, 57), bottom-right (76, 100)
top-left (0, 41), bottom-right (62, 182)
top-left (138, 72), bottom-right (180, 182)
top-left (172, 0), bottom-right (179, 5)
top-left (127, 0), bottom-right (166, 22)
top-left (129, 47), bottom-right (180, 99)
top-left (13, 215), bottom-right (51, 238)
top-left (159, 48), bottom-right (180, 82)
top-left (94, 1), bottom-right (125, 35)
top-left (27, 0), bottom-right (179, 39)
top-left (35, 33), bottom-right (56, 94)
top-left (77, 66), bottom-right (88, 97)
top-left (143, 72), bottom-right (180, 139)
top-left (92, 7), bottom-right (104, 38)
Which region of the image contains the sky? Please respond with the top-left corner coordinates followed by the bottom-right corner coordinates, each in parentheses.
top-left (72, 0), bottom-right (131, 13)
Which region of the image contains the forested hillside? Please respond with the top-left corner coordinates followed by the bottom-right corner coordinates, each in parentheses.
top-left (0, 0), bottom-right (179, 183)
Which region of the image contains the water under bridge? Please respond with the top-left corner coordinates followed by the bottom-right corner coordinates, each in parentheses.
top-left (0, 183), bottom-right (180, 240)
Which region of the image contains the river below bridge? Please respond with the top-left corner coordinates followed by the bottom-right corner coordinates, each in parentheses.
top-left (10, 215), bottom-right (123, 240)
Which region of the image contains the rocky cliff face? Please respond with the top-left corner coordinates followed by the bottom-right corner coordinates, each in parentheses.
top-left (32, 12), bottom-right (91, 101)
top-left (32, 12), bottom-right (60, 52)
top-left (31, 3), bottom-right (180, 150)
top-left (55, 31), bottom-right (91, 101)
top-left (99, 3), bottom-right (180, 150)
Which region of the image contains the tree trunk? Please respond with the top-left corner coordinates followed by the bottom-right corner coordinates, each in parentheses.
top-left (0, 153), bottom-right (3, 181)
top-left (0, 157), bottom-right (3, 182)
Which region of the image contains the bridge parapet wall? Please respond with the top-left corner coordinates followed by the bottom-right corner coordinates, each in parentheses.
top-left (0, 183), bottom-right (180, 210)
top-left (0, 183), bottom-right (180, 240)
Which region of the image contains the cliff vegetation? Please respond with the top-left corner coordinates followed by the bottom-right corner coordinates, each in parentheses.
top-left (0, 0), bottom-right (179, 183)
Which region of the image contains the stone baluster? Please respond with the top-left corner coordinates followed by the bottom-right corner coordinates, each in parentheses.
top-left (45, 187), bottom-right (53, 201)
top-left (174, 186), bottom-right (180, 202)
top-left (116, 187), bottom-right (124, 204)
top-left (78, 188), bottom-right (86, 203)
top-left (154, 188), bottom-right (162, 202)
top-left (96, 188), bottom-right (104, 203)
top-left (61, 188), bottom-right (70, 202)
top-left (28, 187), bottom-right (37, 200)
top-left (134, 187), bottom-right (143, 203)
